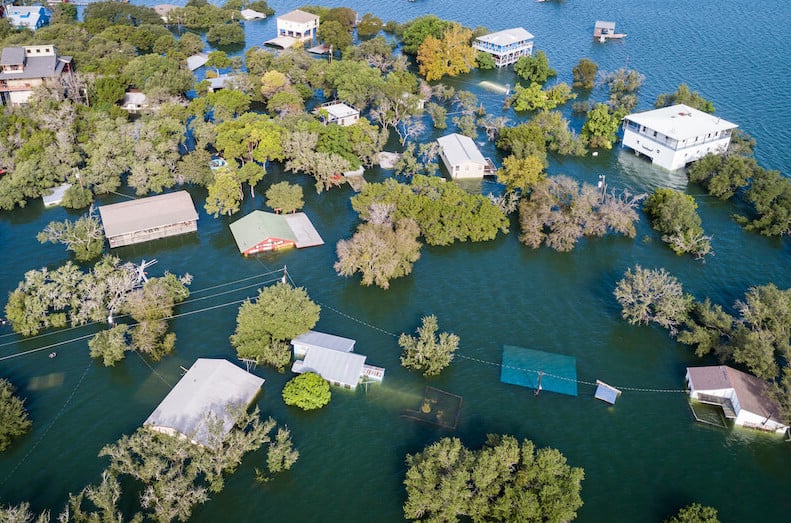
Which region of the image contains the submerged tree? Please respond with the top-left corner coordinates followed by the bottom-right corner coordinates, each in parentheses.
top-left (0, 379), bottom-right (32, 452)
top-left (399, 315), bottom-right (459, 376)
top-left (265, 181), bottom-right (304, 214)
top-left (665, 503), bottom-right (720, 523)
top-left (614, 265), bottom-right (691, 334)
top-left (655, 84), bottom-right (715, 113)
top-left (282, 372), bottom-right (331, 410)
top-left (643, 188), bottom-right (712, 258)
top-left (230, 283), bottom-right (320, 371)
top-left (572, 58), bottom-right (598, 90)
top-left (37, 211), bottom-right (106, 262)
top-left (403, 435), bottom-right (584, 522)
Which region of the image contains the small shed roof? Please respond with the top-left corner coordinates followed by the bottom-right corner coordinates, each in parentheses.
top-left (475, 27), bottom-right (534, 46)
top-left (623, 104), bottom-right (737, 141)
top-left (99, 191), bottom-right (198, 239)
top-left (144, 359), bottom-right (264, 446)
top-left (298, 346), bottom-right (366, 388)
top-left (687, 366), bottom-right (783, 423)
top-left (123, 91), bottom-right (147, 107)
top-left (264, 36), bottom-right (300, 49)
top-left (284, 212), bottom-right (324, 248)
top-left (594, 380), bottom-right (622, 405)
top-left (206, 75), bottom-right (236, 91)
top-left (292, 330), bottom-right (356, 353)
top-left (595, 21), bottom-right (616, 30)
top-left (437, 133), bottom-right (487, 167)
top-left (42, 183), bottom-right (72, 207)
top-left (321, 101), bottom-right (359, 120)
top-left (186, 53), bottom-right (209, 71)
top-left (241, 8), bottom-right (267, 20)
top-left (278, 9), bottom-right (319, 24)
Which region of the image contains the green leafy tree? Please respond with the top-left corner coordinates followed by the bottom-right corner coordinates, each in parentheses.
top-left (572, 58), bottom-right (598, 89)
top-left (400, 15), bottom-right (452, 55)
top-left (665, 503), bottom-right (720, 523)
top-left (88, 324), bottom-right (131, 366)
top-left (230, 283), bottom-right (320, 371)
top-left (655, 84), bottom-right (715, 113)
top-left (205, 167), bottom-right (243, 217)
top-left (403, 435), bottom-right (584, 522)
top-left (0, 502), bottom-right (49, 523)
top-left (265, 181), bottom-right (304, 214)
top-left (357, 13), bottom-right (383, 38)
top-left (335, 217), bottom-right (422, 289)
top-left (497, 154), bottom-right (545, 192)
top-left (475, 50), bottom-right (496, 70)
top-left (207, 23), bottom-right (245, 46)
top-left (399, 315), bottom-right (459, 376)
top-left (319, 20), bottom-right (352, 54)
top-left (37, 213), bottom-right (106, 262)
top-left (603, 67), bottom-right (644, 112)
top-left (509, 82), bottom-right (574, 112)
top-left (425, 102), bottom-right (448, 129)
top-left (687, 154), bottom-right (755, 200)
top-left (736, 167), bottom-right (791, 237)
top-left (513, 50), bottom-right (556, 85)
top-left (581, 103), bottom-right (622, 149)
top-left (265, 427), bottom-right (299, 474)
top-left (644, 188), bottom-right (711, 258)
top-left (282, 373), bottom-right (332, 410)
top-left (0, 379), bottom-right (32, 452)
top-left (614, 265), bottom-right (691, 334)
top-left (676, 299), bottom-right (735, 358)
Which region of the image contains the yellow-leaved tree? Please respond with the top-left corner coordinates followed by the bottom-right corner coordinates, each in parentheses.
top-left (417, 24), bottom-right (477, 81)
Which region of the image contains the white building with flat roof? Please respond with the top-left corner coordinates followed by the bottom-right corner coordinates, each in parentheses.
top-left (472, 27), bottom-right (534, 67)
top-left (276, 9), bottom-right (319, 42)
top-left (621, 104), bottom-right (737, 171)
top-left (316, 100), bottom-right (359, 126)
top-left (437, 133), bottom-right (487, 179)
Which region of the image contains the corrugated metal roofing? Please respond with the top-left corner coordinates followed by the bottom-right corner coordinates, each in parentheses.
top-left (437, 133), bottom-right (486, 168)
top-left (299, 347), bottom-right (366, 389)
top-left (144, 359), bottom-right (264, 446)
top-left (623, 104), bottom-right (738, 141)
top-left (687, 365), bottom-right (782, 423)
top-left (292, 330), bottom-right (356, 353)
top-left (98, 191), bottom-right (198, 239)
top-left (229, 211), bottom-right (296, 253)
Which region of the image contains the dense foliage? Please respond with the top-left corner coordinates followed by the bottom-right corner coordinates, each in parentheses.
top-left (643, 188), bottom-right (712, 258)
top-left (416, 24), bottom-right (477, 81)
top-left (513, 50), bottom-right (556, 85)
top-left (518, 176), bottom-right (643, 251)
top-left (655, 84), bottom-right (715, 113)
top-left (282, 372), bottom-right (332, 410)
top-left (614, 266), bottom-right (692, 334)
top-left (0, 379), bottom-right (32, 452)
top-left (351, 175), bottom-right (509, 246)
top-left (665, 503), bottom-right (720, 523)
top-left (403, 435), bottom-right (584, 522)
top-left (572, 58), bottom-right (598, 90)
top-left (230, 283), bottom-right (320, 371)
top-left (37, 212), bottom-right (106, 262)
top-left (265, 181), bottom-right (304, 213)
top-left (399, 315), bottom-right (459, 376)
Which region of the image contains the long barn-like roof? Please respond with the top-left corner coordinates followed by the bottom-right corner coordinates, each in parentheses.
top-left (144, 359), bottom-right (264, 446)
top-left (98, 191), bottom-right (198, 238)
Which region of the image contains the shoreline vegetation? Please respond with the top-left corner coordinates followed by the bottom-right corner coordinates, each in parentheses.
top-left (1, 1), bottom-right (788, 521)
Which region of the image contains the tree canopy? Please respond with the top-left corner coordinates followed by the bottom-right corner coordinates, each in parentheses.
top-left (665, 503), bottom-right (720, 523)
top-left (614, 265), bottom-right (691, 334)
top-left (399, 315), bottom-right (459, 376)
top-left (513, 51), bottom-right (556, 85)
top-left (417, 24), bottom-right (477, 81)
top-left (655, 84), bottom-right (715, 113)
top-left (37, 212), bottom-right (106, 262)
top-left (282, 372), bottom-right (331, 410)
top-left (230, 283), bottom-right (320, 371)
top-left (403, 435), bottom-right (584, 522)
top-left (0, 379), bottom-right (32, 452)
top-left (643, 188), bottom-right (712, 258)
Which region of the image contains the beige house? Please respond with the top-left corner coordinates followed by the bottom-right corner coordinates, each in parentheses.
top-left (98, 191), bottom-right (199, 248)
top-left (437, 133), bottom-right (487, 179)
top-left (0, 45), bottom-right (73, 106)
top-left (275, 9), bottom-right (319, 44)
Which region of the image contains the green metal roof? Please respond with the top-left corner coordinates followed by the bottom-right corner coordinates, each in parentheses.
top-left (229, 211), bottom-right (297, 253)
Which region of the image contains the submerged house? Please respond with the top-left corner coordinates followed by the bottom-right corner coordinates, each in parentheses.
top-left (229, 210), bottom-right (324, 255)
top-left (621, 103), bottom-right (737, 170)
top-left (98, 191), bottom-right (199, 248)
top-left (0, 45), bottom-right (72, 106)
top-left (437, 133), bottom-right (488, 179)
top-left (290, 330), bottom-right (384, 389)
top-left (472, 27), bottom-right (534, 67)
top-left (144, 359), bottom-right (264, 446)
top-left (316, 100), bottom-right (359, 127)
top-left (686, 366), bottom-right (788, 434)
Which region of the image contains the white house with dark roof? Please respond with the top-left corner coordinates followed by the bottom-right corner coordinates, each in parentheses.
top-left (621, 104), bottom-right (737, 170)
top-left (5, 5), bottom-right (50, 31)
top-left (437, 133), bottom-right (487, 179)
top-left (472, 27), bottom-right (534, 67)
top-left (686, 366), bottom-right (788, 434)
top-left (0, 45), bottom-right (72, 106)
top-left (144, 359), bottom-right (264, 446)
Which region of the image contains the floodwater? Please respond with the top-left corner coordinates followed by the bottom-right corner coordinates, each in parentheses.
top-left (1, 1), bottom-right (790, 521)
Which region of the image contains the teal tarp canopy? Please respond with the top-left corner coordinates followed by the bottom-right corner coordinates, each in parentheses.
top-left (500, 345), bottom-right (578, 397)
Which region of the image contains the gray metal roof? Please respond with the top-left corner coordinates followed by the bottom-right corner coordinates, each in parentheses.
top-left (144, 359), bottom-right (264, 446)
top-left (284, 212), bottom-right (324, 248)
top-left (42, 183), bottom-right (72, 207)
top-left (298, 347), bottom-right (366, 388)
top-left (186, 53), bottom-right (209, 71)
top-left (595, 21), bottom-right (616, 30)
top-left (687, 366), bottom-right (782, 424)
top-left (0, 52), bottom-right (68, 81)
top-left (278, 9), bottom-right (319, 24)
top-left (292, 330), bottom-right (356, 353)
top-left (474, 27), bottom-right (534, 46)
top-left (437, 133), bottom-right (487, 167)
top-left (0, 47), bottom-right (25, 66)
top-left (98, 191), bottom-right (198, 239)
